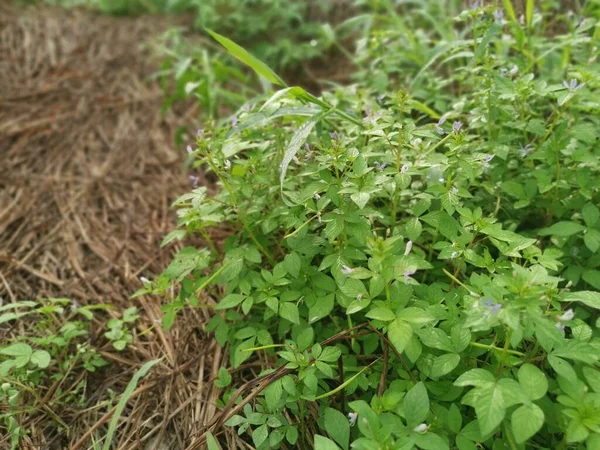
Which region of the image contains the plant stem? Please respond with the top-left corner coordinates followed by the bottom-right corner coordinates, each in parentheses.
top-left (470, 341), bottom-right (525, 357)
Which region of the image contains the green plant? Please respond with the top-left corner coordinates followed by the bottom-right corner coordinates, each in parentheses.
top-left (149, 1), bottom-right (600, 448)
top-left (104, 306), bottom-right (139, 350)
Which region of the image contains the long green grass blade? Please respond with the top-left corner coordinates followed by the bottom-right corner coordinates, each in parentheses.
top-left (102, 358), bottom-right (161, 450)
top-left (502, 0), bottom-right (517, 22)
top-left (526, 0), bottom-right (534, 28)
top-left (205, 29), bottom-right (286, 87)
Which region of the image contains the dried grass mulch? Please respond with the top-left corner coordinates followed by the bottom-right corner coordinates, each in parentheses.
top-left (0, 3), bottom-right (231, 449)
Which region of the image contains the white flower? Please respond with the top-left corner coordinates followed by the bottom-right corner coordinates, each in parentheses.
top-left (451, 251), bottom-right (458, 259)
top-left (404, 240), bottom-right (413, 256)
top-left (348, 412), bottom-right (358, 427)
top-left (413, 423), bottom-right (429, 433)
top-left (140, 276), bottom-right (150, 284)
top-left (186, 145), bottom-right (194, 153)
top-left (225, 160), bottom-right (232, 170)
top-left (314, 193), bottom-right (321, 201)
top-left (342, 265), bottom-right (353, 275)
top-left (558, 309), bottom-right (575, 322)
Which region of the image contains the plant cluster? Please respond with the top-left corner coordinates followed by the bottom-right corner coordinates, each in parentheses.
top-left (142, 1), bottom-right (600, 449)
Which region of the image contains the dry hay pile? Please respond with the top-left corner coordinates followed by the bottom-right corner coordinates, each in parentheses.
top-left (0, 4), bottom-right (232, 449)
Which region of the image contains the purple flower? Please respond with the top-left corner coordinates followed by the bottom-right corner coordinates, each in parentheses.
top-left (342, 265), bottom-right (353, 275)
top-left (197, 129), bottom-right (205, 138)
top-left (519, 144), bottom-right (534, 158)
top-left (435, 116), bottom-right (447, 135)
top-left (189, 175), bottom-right (199, 188)
top-left (404, 240), bottom-right (413, 256)
top-left (404, 269), bottom-right (416, 278)
top-left (494, 8), bottom-right (504, 23)
top-left (452, 121), bottom-right (463, 133)
top-left (481, 298), bottom-right (502, 314)
top-left (374, 161), bottom-right (387, 171)
top-left (484, 154), bottom-right (495, 164)
top-left (470, 0), bottom-right (483, 10)
top-left (509, 65), bottom-right (519, 76)
top-left (401, 164), bottom-right (410, 174)
top-left (231, 116), bottom-right (238, 127)
top-left (305, 143), bottom-right (310, 152)
top-left (563, 78), bottom-right (584, 92)
top-left (329, 131), bottom-right (339, 140)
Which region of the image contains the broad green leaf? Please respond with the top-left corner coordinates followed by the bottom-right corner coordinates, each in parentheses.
top-left (583, 367), bottom-right (600, 393)
top-left (447, 403), bottom-right (462, 434)
top-left (366, 307), bottom-right (396, 322)
top-left (0, 343), bottom-right (32, 358)
top-left (324, 408), bottom-right (350, 450)
top-left (283, 252), bottom-right (302, 278)
top-left (351, 192), bottom-right (370, 209)
top-left (517, 363), bottom-right (547, 400)
top-left (414, 432), bottom-right (449, 450)
top-left (252, 424), bottom-right (269, 448)
top-left (473, 382), bottom-right (505, 436)
top-left (454, 369), bottom-right (495, 387)
top-left (567, 418), bottom-right (589, 442)
top-left (314, 435), bottom-right (341, 450)
top-left (388, 319), bottom-right (413, 353)
top-left (562, 291), bottom-right (600, 310)
top-left (30, 350), bottom-right (51, 369)
top-left (539, 221), bottom-right (585, 237)
top-left (206, 431), bottom-right (221, 450)
top-left (280, 111), bottom-right (330, 189)
top-left (403, 382), bottom-right (429, 426)
top-left (430, 353), bottom-right (460, 378)
top-left (215, 294), bottom-right (245, 310)
top-left (548, 355), bottom-right (577, 382)
top-left (512, 404), bottom-right (544, 443)
top-left (583, 270), bottom-right (600, 290)
top-left (584, 229), bottom-right (600, 253)
top-left (279, 302), bottom-right (300, 324)
top-left (308, 294), bottom-right (334, 323)
top-left (205, 29), bottom-right (285, 86)
top-left (583, 203), bottom-right (600, 227)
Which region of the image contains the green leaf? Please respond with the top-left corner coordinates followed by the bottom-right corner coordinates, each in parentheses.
top-left (308, 294), bottom-right (334, 324)
top-left (283, 252), bottom-right (302, 278)
top-left (517, 363), bottom-right (547, 401)
top-left (583, 367), bottom-right (600, 393)
top-left (548, 355), bottom-right (577, 382)
top-left (562, 291), bottom-right (600, 310)
top-left (0, 343), bottom-right (32, 358)
top-left (473, 382), bottom-right (505, 436)
top-left (388, 319), bottom-right (413, 353)
top-left (205, 29), bottom-right (285, 86)
top-left (281, 111), bottom-right (330, 190)
top-left (206, 431), bottom-right (221, 450)
top-left (103, 358), bottom-right (161, 450)
top-left (324, 408), bottom-right (350, 450)
top-left (584, 229), bottom-right (600, 253)
top-left (447, 403), bottom-right (462, 434)
top-left (366, 307), bottom-right (396, 322)
top-left (512, 404), bottom-right (544, 443)
top-left (583, 203), bottom-right (600, 227)
top-left (454, 369), bottom-right (495, 387)
top-left (429, 353), bottom-right (460, 378)
top-left (539, 221), bottom-right (585, 237)
top-left (351, 192), bottom-right (370, 209)
top-left (264, 379), bottom-right (283, 411)
top-left (502, 0), bottom-right (517, 21)
top-left (314, 435), bottom-right (341, 450)
top-left (414, 433), bottom-right (449, 450)
top-left (215, 294), bottom-right (245, 310)
top-left (279, 302), bottom-right (300, 324)
top-left (252, 424), bottom-right (269, 448)
top-left (525, 0), bottom-right (534, 27)
top-left (583, 270), bottom-right (600, 290)
top-left (403, 382), bottom-right (429, 426)
top-left (30, 350), bottom-right (51, 369)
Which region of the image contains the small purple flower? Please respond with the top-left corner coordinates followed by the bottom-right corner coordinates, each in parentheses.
top-left (71, 299), bottom-right (80, 309)
top-left (509, 65), bottom-right (519, 76)
top-left (483, 154), bottom-right (495, 165)
top-left (470, 0), bottom-right (483, 10)
top-left (558, 309), bottom-right (575, 322)
top-left (329, 131), bottom-right (339, 140)
top-left (404, 269), bottom-right (416, 278)
top-left (374, 161), bottom-right (387, 171)
top-left (401, 164), bottom-right (410, 174)
top-left (305, 143), bottom-right (310, 152)
top-left (231, 116), bottom-right (238, 127)
top-left (197, 129), bottom-right (205, 138)
top-left (481, 298), bottom-right (502, 314)
top-left (563, 78), bottom-right (584, 92)
top-left (342, 265), bottom-right (353, 275)
top-left (519, 144), bottom-right (534, 158)
top-left (452, 121), bottom-right (463, 133)
top-left (494, 8), bottom-right (504, 23)
top-left (435, 116), bottom-right (447, 135)
top-left (189, 175), bottom-right (199, 188)
top-left (404, 240), bottom-right (413, 256)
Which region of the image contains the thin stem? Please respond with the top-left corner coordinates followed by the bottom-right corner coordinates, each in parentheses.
top-left (470, 341), bottom-right (525, 357)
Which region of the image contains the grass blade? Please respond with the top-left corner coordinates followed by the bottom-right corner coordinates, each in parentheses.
top-left (102, 358), bottom-right (161, 450)
top-left (205, 29), bottom-right (286, 87)
top-left (526, 0), bottom-right (534, 28)
top-left (502, 0), bottom-right (517, 22)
